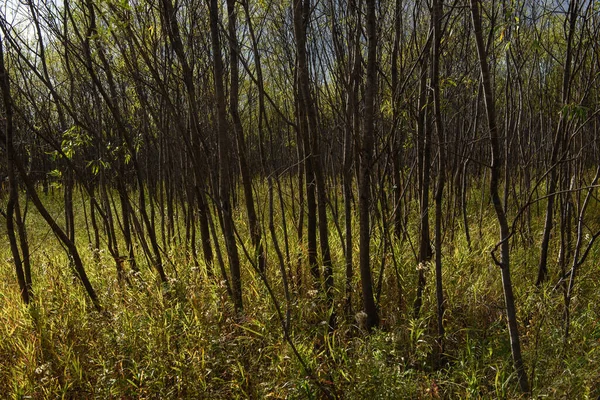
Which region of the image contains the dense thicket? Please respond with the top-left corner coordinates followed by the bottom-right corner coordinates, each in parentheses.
top-left (1, 0), bottom-right (600, 397)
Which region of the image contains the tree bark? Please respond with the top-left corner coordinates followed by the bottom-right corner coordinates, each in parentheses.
top-left (227, 0), bottom-right (266, 274)
top-left (0, 35), bottom-right (32, 304)
top-left (471, 0), bottom-right (530, 393)
top-left (536, 0), bottom-right (579, 286)
top-left (359, 0), bottom-right (380, 331)
top-left (432, 0), bottom-right (446, 356)
top-left (209, 0), bottom-right (243, 313)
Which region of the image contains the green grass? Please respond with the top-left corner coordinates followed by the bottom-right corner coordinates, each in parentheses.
top-left (1, 187), bottom-right (600, 399)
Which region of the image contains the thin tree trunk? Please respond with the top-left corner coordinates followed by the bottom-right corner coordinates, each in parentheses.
top-left (414, 35), bottom-right (432, 319)
top-left (293, 0), bottom-right (320, 286)
top-left (471, 0), bottom-right (530, 393)
top-left (227, 0), bottom-right (266, 274)
top-left (1, 36), bottom-right (31, 304)
top-left (536, 0), bottom-right (579, 286)
top-left (359, 0), bottom-right (380, 331)
top-left (209, 0), bottom-right (243, 313)
top-left (432, 0), bottom-right (446, 358)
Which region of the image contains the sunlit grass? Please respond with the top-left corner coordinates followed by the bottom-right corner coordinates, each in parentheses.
top-left (1, 187), bottom-right (599, 398)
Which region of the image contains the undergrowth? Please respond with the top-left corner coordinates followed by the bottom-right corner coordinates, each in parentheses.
top-left (1, 190), bottom-right (599, 399)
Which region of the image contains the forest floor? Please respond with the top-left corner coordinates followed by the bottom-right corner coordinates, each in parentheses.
top-left (1, 190), bottom-right (600, 399)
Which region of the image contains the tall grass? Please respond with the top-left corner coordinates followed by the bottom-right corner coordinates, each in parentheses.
top-left (1, 187), bottom-right (599, 399)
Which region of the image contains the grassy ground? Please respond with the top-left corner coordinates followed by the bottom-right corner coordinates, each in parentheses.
top-left (1, 189), bottom-right (600, 399)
